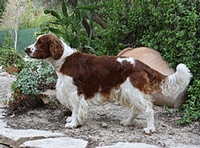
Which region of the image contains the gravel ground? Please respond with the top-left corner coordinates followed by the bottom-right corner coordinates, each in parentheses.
top-left (1, 74), bottom-right (200, 148)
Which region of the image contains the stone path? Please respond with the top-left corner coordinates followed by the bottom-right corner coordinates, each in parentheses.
top-left (0, 72), bottom-right (199, 148)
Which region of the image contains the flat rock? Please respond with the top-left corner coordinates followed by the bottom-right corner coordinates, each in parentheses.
top-left (172, 145), bottom-right (200, 148)
top-left (38, 89), bottom-right (61, 109)
top-left (97, 142), bottom-right (159, 148)
top-left (0, 129), bottom-right (64, 141)
top-left (19, 137), bottom-right (88, 148)
top-left (0, 128), bottom-right (65, 147)
top-left (0, 72), bottom-right (9, 76)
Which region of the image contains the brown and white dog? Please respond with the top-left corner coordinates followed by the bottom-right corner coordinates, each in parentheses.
top-left (25, 34), bottom-right (192, 134)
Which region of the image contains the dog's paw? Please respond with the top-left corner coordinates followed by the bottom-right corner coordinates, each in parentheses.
top-left (65, 122), bottom-right (78, 129)
top-left (66, 117), bottom-right (72, 123)
top-left (120, 119), bottom-right (133, 126)
top-left (143, 126), bottom-right (155, 135)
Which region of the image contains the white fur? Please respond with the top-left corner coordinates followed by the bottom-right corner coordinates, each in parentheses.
top-left (56, 73), bottom-right (88, 128)
top-left (118, 78), bottom-right (155, 133)
top-left (161, 63), bottom-right (192, 97)
top-left (117, 57), bottom-right (135, 65)
top-left (27, 44), bottom-right (36, 58)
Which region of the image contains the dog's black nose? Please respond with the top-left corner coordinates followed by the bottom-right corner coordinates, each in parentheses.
top-left (25, 47), bottom-right (31, 54)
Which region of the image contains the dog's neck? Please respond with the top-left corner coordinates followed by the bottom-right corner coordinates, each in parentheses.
top-left (45, 42), bottom-right (77, 72)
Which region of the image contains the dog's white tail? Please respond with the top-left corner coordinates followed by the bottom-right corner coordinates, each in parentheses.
top-left (161, 63), bottom-right (192, 97)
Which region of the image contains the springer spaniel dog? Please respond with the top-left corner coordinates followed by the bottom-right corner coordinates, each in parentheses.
top-left (25, 34), bottom-right (192, 135)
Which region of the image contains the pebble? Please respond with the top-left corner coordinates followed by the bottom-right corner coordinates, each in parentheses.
top-left (101, 122), bottom-right (108, 128)
top-left (157, 140), bottom-right (166, 147)
top-left (118, 129), bottom-right (124, 133)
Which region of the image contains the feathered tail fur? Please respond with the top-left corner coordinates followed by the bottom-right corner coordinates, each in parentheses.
top-left (160, 63), bottom-right (192, 97)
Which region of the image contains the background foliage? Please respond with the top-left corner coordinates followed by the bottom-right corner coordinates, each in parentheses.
top-left (0, 0), bottom-right (8, 22)
top-left (0, 33), bottom-right (25, 72)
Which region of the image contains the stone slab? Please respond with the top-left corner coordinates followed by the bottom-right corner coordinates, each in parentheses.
top-left (0, 129), bottom-right (65, 141)
top-left (19, 137), bottom-right (88, 148)
top-left (97, 142), bottom-right (159, 148)
top-left (172, 145), bottom-right (200, 148)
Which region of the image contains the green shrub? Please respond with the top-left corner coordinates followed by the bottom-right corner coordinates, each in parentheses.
top-left (177, 79), bottom-right (200, 124)
top-left (0, 32), bottom-right (25, 73)
top-left (9, 60), bottom-right (57, 114)
top-left (0, 47), bottom-right (25, 73)
top-left (12, 60), bottom-right (57, 95)
top-left (0, 0), bottom-right (8, 22)
top-left (95, 0), bottom-right (199, 124)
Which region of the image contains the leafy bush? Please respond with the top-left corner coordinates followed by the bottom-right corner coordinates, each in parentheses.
top-left (9, 60), bottom-right (57, 114)
top-left (96, 0), bottom-right (200, 124)
top-left (0, 32), bottom-right (25, 73)
top-left (0, 47), bottom-right (25, 73)
top-left (178, 79), bottom-right (200, 124)
top-left (0, 0), bottom-right (8, 22)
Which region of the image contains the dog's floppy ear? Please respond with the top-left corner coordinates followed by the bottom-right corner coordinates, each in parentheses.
top-left (49, 35), bottom-right (64, 60)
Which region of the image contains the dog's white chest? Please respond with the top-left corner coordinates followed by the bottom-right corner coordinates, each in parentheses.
top-left (56, 74), bottom-right (77, 108)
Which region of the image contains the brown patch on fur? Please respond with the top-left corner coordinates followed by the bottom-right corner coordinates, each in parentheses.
top-left (59, 53), bottom-right (167, 99)
top-left (132, 60), bottom-right (167, 94)
top-left (33, 34), bottom-right (64, 60)
top-left (60, 53), bottom-right (133, 99)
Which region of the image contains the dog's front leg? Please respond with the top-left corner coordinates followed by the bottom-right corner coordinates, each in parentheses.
top-left (65, 107), bottom-right (79, 128)
top-left (65, 93), bottom-right (88, 129)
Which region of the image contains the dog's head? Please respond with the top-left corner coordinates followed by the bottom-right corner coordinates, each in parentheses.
top-left (25, 34), bottom-right (64, 60)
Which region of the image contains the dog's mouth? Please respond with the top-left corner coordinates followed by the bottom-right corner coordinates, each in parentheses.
top-left (25, 48), bottom-right (32, 55)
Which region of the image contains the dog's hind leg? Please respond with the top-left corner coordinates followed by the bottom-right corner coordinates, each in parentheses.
top-left (119, 78), bottom-right (155, 134)
top-left (142, 99), bottom-right (155, 135)
top-left (120, 107), bottom-right (140, 126)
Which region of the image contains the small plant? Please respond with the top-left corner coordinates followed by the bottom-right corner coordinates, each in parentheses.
top-left (163, 105), bottom-right (180, 115)
top-left (9, 60), bottom-right (57, 114)
top-left (0, 33), bottom-right (25, 74)
top-left (0, 47), bottom-right (25, 74)
top-left (176, 80), bottom-right (200, 125)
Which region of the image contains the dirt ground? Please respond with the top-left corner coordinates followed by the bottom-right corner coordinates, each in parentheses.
top-left (5, 102), bottom-right (200, 148)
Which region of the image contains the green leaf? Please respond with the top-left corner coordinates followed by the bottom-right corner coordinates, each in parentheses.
top-left (50, 10), bottom-right (61, 20)
top-left (44, 9), bottom-right (61, 20)
top-left (50, 21), bottom-right (60, 25)
top-left (49, 27), bottom-right (62, 34)
top-left (60, 18), bottom-right (70, 26)
top-left (44, 9), bottom-right (51, 14)
top-left (76, 3), bottom-right (102, 10)
top-left (62, 0), bottom-right (68, 18)
top-left (40, 27), bottom-right (48, 32)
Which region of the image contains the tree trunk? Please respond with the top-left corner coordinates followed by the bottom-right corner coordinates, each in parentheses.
top-left (14, 0), bottom-right (19, 50)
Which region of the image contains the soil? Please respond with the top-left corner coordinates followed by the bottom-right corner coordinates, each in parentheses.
top-left (1, 75), bottom-right (200, 148)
